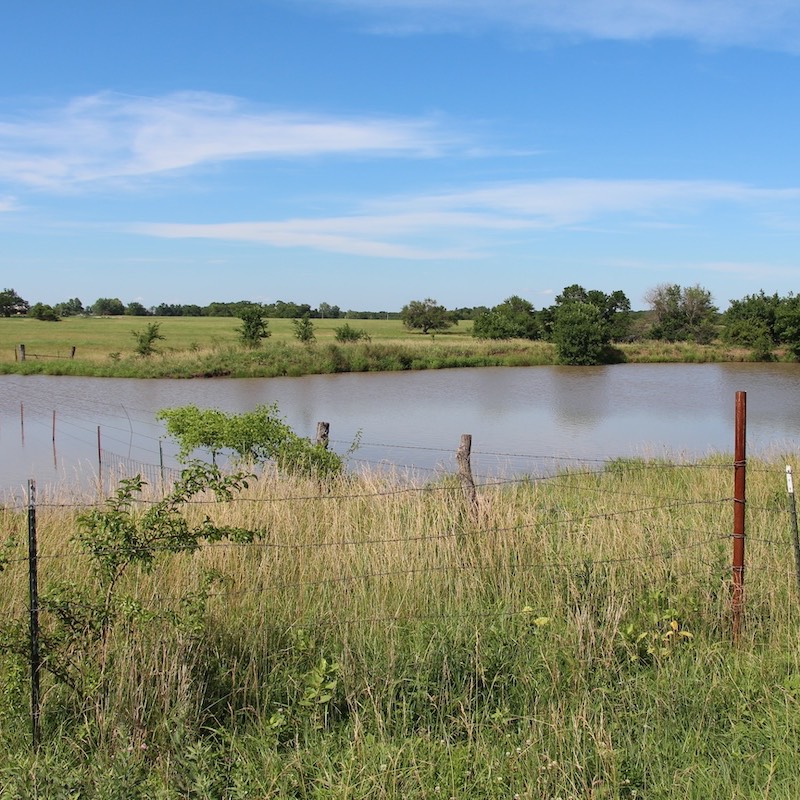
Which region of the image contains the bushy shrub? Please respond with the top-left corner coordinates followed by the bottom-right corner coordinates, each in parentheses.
top-left (334, 323), bottom-right (370, 343)
top-left (158, 403), bottom-right (343, 478)
top-left (552, 303), bottom-right (610, 365)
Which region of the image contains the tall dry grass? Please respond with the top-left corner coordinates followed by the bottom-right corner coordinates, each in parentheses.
top-left (1, 456), bottom-right (799, 797)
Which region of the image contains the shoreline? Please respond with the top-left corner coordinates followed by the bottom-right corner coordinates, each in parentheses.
top-left (0, 339), bottom-right (771, 380)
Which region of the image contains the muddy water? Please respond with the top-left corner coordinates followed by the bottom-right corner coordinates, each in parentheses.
top-left (2, 362), bottom-right (799, 492)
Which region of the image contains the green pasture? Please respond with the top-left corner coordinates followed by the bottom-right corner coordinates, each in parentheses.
top-left (0, 315), bottom-right (454, 358)
top-left (0, 315), bottom-right (757, 378)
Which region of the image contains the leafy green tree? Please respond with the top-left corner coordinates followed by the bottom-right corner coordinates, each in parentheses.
top-left (723, 291), bottom-right (781, 347)
top-left (54, 297), bottom-right (84, 317)
top-left (551, 285), bottom-right (632, 342)
top-left (125, 301), bottom-right (151, 316)
top-left (28, 302), bottom-right (60, 321)
top-left (158, 403), bottom-right (343, 478)
top-left (644, 283), bottom-right (717, 343)
top-left (265, 300), bottom-right (313, 318)
top-left (552, 302), bottom-right (611, 365)
top-left (92, 297), bottom-right (126, 316)
top-left (472, 295), bottom-right (540, 340)
top-left (0, 288), bottom-right (28, 317)
top-left (601, 290), bottom-right (633, 341)
top-left (153, 302), bottom-right (184, 316)
top-left (205, 300), bottom-right (257, 317)
top-left (238, 307), bottom-right (270, 348)
top-left (775, 294), bottom-right (800, 360)
top-left (400, 298), bottom-right (455, 335)
top-left (293, 314), bottom-right (316, 343)
top-left (317, 302), bottom-right (341, 319)
top-left (132, 322), bottom-right (165, 356)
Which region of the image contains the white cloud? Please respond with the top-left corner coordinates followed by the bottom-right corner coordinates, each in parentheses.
top-left (308, 0), bottom-right (800, 50)
top-left (135, 178), bottom-right (800, 259)
top-left (0, 92), bottom-right (459, 190)
top-left (0, 196), bottom-right (17, 212)
top-left (134, 218), bottom-right (478, 260)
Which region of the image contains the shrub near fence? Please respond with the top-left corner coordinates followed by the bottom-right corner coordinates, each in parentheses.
top-left (2, 434), bottom-right (800, 796)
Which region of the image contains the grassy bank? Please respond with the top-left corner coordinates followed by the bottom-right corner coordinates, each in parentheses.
top-left (1, 456), bottom-right (799, 797)
top-left (0, 316), bottom-right (764, 378)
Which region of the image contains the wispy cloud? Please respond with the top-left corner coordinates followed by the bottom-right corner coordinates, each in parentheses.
top-left (135, 178), bottom-right (800, 259)
top-left (308, 0), bottom-right (800, 50)
top-left (0, 91), bottom-right (460, 190)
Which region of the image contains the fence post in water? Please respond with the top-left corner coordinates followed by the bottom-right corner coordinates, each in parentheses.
top-left (457, 434), bottom-right (479, 521)
top-left (27, 480), bottom-right (41, 749)
top-left (315, 421), bottom-right (330, 448)
top-left (97, 426), bottom-right (102, 488)
top-left (20, 402), bottom-right (24, 444)
top-left (732, 391), bottom-right (747, 643)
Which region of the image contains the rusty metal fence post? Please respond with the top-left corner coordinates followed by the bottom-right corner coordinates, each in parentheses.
top-left (732, 391), bottom-right (746, 642)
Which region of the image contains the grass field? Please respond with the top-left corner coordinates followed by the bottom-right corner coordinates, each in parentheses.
top-left (1, 456), bottom-right (799, 797)
top-left (0, 316), bottom-right (757, 378)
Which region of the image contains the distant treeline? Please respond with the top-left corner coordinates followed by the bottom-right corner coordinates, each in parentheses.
top-left (0, 292), bottom-right (403, 321)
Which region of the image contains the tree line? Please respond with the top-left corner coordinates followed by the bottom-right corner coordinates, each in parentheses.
top-left (0, 291), bottom-right (397, 322)
top-left (398, 284), bottom-right (800, 364)
top-left (4, 283), bottom-right (800, 366)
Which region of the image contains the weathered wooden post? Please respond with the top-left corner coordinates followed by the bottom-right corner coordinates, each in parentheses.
top-left (315, 421), bottom-right (330, 448)
top-left (18, 344), bottom-right (25, 362)
top-left (457, 434), bottom-right (479, 521)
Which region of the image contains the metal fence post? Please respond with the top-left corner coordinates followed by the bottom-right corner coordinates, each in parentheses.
top-left (786, 466), bottom-right (800, 599)
top-left (732, 391), bottom-right (746, 642)
top-left (27, 479), bottom-right (41, 748)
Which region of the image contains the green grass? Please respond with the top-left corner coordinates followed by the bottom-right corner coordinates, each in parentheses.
top-left (1, 456), bottom-right (799, 797)
top-left (1, 316), bottom-right (765, 378)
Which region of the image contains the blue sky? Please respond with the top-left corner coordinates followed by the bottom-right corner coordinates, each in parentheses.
top-left (2, 1), bottom-right (799, 312)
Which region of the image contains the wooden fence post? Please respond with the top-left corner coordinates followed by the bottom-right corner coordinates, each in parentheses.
top-left (457, 434), bottom-right (479, 520)
top-left (315, 421), bottom-right (330, 448)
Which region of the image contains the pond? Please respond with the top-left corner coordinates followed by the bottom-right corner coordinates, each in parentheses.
top-left (2, 362), bottom-right (799, 493)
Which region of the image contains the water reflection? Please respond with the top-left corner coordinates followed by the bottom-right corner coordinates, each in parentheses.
top-left (550, 366), bottom-right (612, 429)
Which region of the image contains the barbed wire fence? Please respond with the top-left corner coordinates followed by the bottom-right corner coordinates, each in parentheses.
top-left (3, 390), bottom-right (800, 746)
